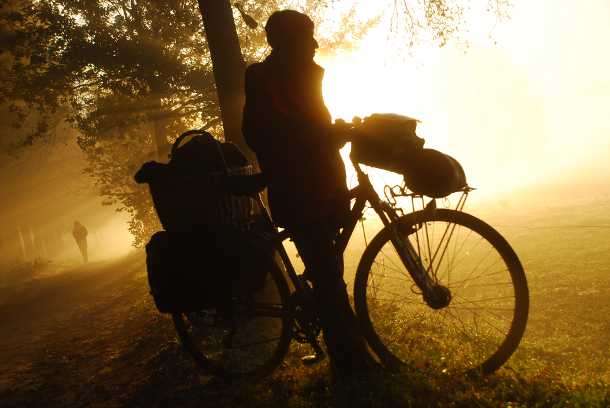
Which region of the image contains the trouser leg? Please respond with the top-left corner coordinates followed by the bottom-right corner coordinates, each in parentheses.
top-left (291, 222), bottom-right (370, 374)
top-left (82, 240), bottom-right (88, 263)
top-left (77, 239), bottom-right (88, 263)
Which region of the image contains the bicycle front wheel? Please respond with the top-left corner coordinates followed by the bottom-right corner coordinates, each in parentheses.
top-left (172, 259), bottom-right (292, 380)
top-left (354, 209), bottom-right (528, 374)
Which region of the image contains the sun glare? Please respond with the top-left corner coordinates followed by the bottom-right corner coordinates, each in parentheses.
top-left (316, 29), bottom-right (449, 197)
top-left (315, 0), bottom-right (610, 202)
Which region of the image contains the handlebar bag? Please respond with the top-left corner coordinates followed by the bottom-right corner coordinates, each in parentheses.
top-left (348, 114), bottom-right (466, 198)
top-left (350, 113), bottom-right (425, 173)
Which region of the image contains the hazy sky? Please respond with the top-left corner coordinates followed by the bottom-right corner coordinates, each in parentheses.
top-left (318, 0), bottom-right (610, 197)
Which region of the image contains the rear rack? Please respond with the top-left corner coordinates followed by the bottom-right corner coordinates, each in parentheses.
top-left (383, 184), bottom-right (475, 216)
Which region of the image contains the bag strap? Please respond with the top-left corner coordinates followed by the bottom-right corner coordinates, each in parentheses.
top-left (170, 129), bottom-right (202, 158)
top-left (171, 129), bottom-right (230, 174)
top-left (213, 138), bottom-right (230, 175)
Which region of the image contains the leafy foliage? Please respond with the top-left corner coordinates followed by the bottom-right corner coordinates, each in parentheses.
top-left (389, 0), bottom-right (512, 47)
top-left (1, 0), bottom-right (219, 138)
top-left (78, 121), bottom-right (161, 247)
top-left (1, 0), bottom-right (221, 245)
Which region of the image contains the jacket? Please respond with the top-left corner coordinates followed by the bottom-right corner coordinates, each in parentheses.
top-left (242, 53), bottom-right (348, 226)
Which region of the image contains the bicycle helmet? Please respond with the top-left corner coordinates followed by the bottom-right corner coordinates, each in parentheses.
top-left (265, 10), bottom-right (315, 49)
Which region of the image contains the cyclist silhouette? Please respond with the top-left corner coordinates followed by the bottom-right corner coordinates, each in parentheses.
top-left (72, 221), bottom-right (88, 263)
top-left (242, 10), bottom-right (373, 378)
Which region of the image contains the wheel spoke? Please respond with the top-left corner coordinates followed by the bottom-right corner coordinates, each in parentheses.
top-left (172, 262), bottom-right (292, 378)
top-left (447, 269), bottom-right (510, 287)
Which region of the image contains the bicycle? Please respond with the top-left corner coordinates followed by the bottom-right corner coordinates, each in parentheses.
top-left (171, 129), bottom-right (529, 380)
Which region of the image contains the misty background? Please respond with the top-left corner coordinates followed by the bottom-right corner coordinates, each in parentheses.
top-left (2, 0), bottom-right (608, 272)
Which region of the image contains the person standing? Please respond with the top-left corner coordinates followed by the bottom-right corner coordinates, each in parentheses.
top-left (72, 221), bottom-right (88, 263)
top-left (242, 10), bottom-right (374, 380)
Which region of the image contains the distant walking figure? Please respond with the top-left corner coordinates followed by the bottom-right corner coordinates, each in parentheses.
top-left (72, 221), bottom-right (88, 263)
top-left (242, 10), bottom-right (373, 379)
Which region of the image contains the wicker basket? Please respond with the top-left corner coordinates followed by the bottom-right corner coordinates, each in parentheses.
top-left (148, 164), bottom-right (254, 231)
top-left (140, 130), bottom-right (256, 231)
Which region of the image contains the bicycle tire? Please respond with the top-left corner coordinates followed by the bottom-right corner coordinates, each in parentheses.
top-left (172, 258), bottom-right (292, 380)
top-left (354, 209), bottom-right (529, 374)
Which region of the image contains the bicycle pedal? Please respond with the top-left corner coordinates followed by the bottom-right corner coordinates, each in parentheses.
top-left (301, 352), bottom-right (325, 365)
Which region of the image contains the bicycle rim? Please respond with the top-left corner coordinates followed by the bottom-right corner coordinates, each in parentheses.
top-left (354, 209), bottom-right (529, 374)
top-left (172, 261), bottom-right (292, 380)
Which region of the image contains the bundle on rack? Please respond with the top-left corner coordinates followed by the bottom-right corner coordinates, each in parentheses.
top-left (350, 113), bottom-right (467, 198)
top-left (135, 130), bottom-right (272, 313)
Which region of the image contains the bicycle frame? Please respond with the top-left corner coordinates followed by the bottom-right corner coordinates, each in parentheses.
top-left (253, 157), bottom-right (441, 303)
top-left (173, 161), bottom-right (526, 378)
top-left (346, 158), bottom-right (437, 297)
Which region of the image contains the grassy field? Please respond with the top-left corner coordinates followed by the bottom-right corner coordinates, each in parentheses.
top-left (0, 199), bottom-right (608, 407)
top-left (481, 200), bottom-right (610, 386)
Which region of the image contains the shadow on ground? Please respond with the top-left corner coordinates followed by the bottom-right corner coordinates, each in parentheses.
top-left (0, 252), bottom-right (607, 407)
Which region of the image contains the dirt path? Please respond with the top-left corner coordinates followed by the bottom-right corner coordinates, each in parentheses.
top-left (0, 252), bottom-right (212, 407)
top-left (0, 252), bottom-right (342, 408)
top-left (0, 251), bottom-right (326, 408)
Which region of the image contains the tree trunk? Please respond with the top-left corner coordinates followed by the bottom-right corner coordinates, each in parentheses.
top-left (152, 116), bottom-right (169, 162)
top-left (150, 96), bottom-right (170, 162)
top-left (197, 0), bottom-right (253, 161)
top-left (17, 226), bottom-right (27, 262)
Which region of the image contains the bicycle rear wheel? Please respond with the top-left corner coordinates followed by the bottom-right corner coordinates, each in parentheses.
top-left (354, 209), bottom-right (528, 374)
top-left (172, 259), bottom-right (292, 380)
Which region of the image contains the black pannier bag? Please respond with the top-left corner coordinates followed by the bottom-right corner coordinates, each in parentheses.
top-left (135, 130), bottom-right (271, 313)
top-left (146, 231), bottom-right (206, 313)
top-left (145, 228), bottom-right (273, 313)
top-left (350, 113), bottom-right (467, 198)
